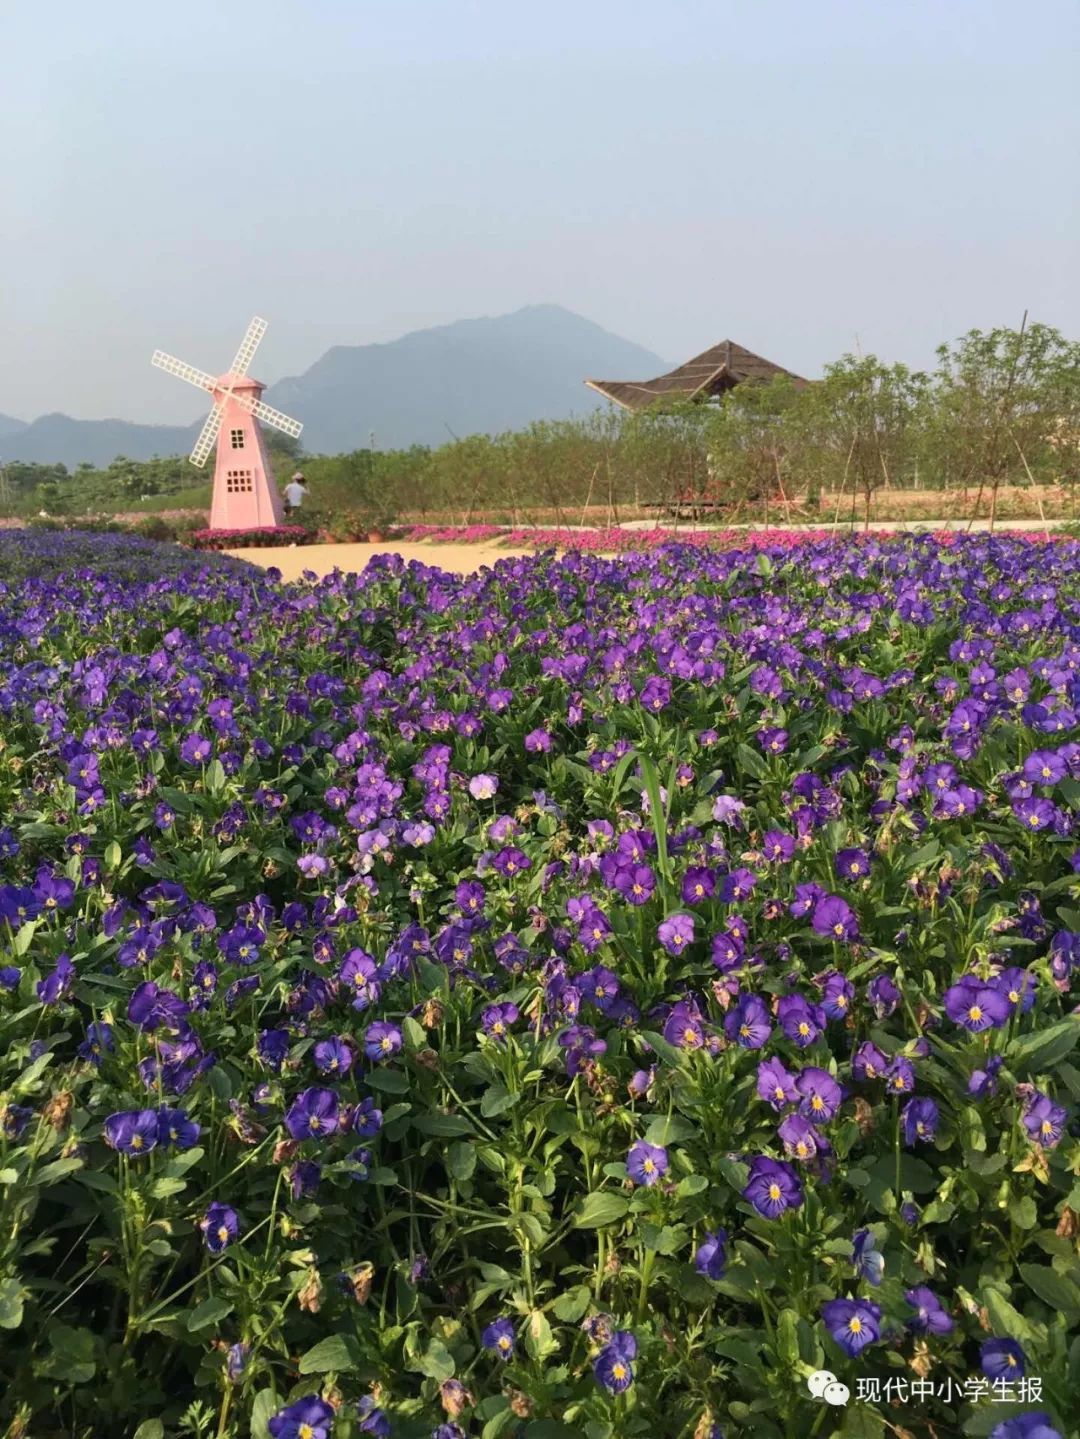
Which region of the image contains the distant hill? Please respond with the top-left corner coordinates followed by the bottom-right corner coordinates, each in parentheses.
top-left (1, 306), bottom-right (668, 466)
top-left (264, 304), bottom-right (669, 453)
top-left (2, 414), bottom-right (199, 468)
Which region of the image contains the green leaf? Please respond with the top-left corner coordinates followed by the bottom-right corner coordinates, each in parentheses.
top-left (641, 1222), bottom-right (688, 1256)
top-left (735, 743), bottom-right (767, 781)
top-left (902, 838), bottom-right (941, 872)
top-left (410, 1337), bottom-right (455, 1381)
top-left (13, 922), bottom-right (38, 956)
top-left (643, 1114), bottom-right (697, 1146)
top-left (1008, 1197), bottom-right (1038, 1231)
top-left (75, 1169), bottom-right (120, 1195)
top-left (1007, 1016), bottom-right (1080, 1075)
top-left (982, 1287), bottom-right (1040, 1347)
top-left (638, 1029), bottom-right (684, 1068)
top-left (841, 1409), bottom-right (885, 1439)
top-left (36, 1324), bottom-right (95, 1384)
top-left (11, 1051), bottom-right (55, 1095)
top-left (104, 841), bottom-right (122, 871)
top-left (34, 1156), bottom-right (84, 1186)
top-left (1017, 1263), bottom-right (1080, 1315)
top-left (250, 1390), bottom-right (279, 1439)
top-left (550, 1285), bottom-right (591, 1322)
top-left (205, 759), bottom-right (225, 795)
top-left (776, 1307), bottom-right (800, 1367)
top-left (133, 1424), bottom-right (165, 1439)
top-left (447, 1141), bottom-right (476, 1182)
top-left (0, 1278), bottom-right (24, 1329)
top-left (481, 1412), bottom-right (515, 1439)
top-left (573, 1191), bottom-right (630, 1228)
top-left (149, 1177), bottom-right (189, 1200)
top-left (675, 1173), bottom-right (709, 1198)
top-left (187, 1296), bottom-right (234, 1332)
top-left (610, 748), bottom-right (639, 802)
top-left (638, 755), bottom-right (671, 881)
top-left (402, 1015), bottom-right (427, 1050)
top-left (715, 1155), bottom-right (750, 1194)
top-left (366, 1066), bottom-right (410, 1093)
top-left (526, 1308), bottom-right (558, 1361)
top-left (297, 1333), bottom-right (362, 1374)
top-left (480, 1083), bottom-right (520, 1118)
top-left (413, 1114), bottom-right (475, 1137)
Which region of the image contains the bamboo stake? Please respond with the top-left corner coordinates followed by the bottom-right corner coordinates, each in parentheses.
top-left (832, 436), bottom-right (858, 529)
top-left (579, 463), bottom-right (599, 531)
top-left (966, 310), bottom-right (1028, 533)
top-left (773, 452), bottom-right (793, 526)
top-left (1010, 432), bottom-right (1046, 523)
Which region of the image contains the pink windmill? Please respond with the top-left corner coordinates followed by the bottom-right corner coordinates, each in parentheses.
top-left (151, 317), bottom-right (303, 531)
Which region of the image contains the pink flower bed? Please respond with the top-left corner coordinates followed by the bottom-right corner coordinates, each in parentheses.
top-left (403, 523), bottom-right (1069, 553)
top-left (191, 525), bottom-right (313, 551)
top-left (401, 524), bottom-right (507, 544)
top-left (503, 526), bottom-right (836, 552)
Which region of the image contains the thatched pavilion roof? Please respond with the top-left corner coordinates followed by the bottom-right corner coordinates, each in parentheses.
top-left (585, 340), bottom-right (807, 412)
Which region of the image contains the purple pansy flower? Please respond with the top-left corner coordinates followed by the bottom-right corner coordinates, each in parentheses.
top-left (627, 1141), bottom-right (668, 1187)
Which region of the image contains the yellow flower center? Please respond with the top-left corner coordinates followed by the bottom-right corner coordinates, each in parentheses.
top-left (849, 1317), bottom-right (863, 1334)
top-left (768, 1183), bottom-right (781, 1201)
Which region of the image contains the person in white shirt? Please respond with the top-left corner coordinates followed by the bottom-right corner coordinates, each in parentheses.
top-left (283, 473), bottom-right (308, 516)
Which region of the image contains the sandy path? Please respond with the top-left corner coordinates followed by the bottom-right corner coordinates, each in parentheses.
top-left (226, 519), bottom-right (1068, 581)
top-left (224, 541), bottom-right (541, 579)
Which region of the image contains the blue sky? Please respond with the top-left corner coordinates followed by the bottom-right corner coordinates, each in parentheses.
top-left (2, 0), bottom-right (1077, 422)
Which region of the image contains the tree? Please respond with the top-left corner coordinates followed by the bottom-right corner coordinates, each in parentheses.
top-left (801, 357), bottom-right (927, 530)
top-left (926, 322), bottom-right (1080, 529)
top-left (705, 377), bottom-right (806, 523)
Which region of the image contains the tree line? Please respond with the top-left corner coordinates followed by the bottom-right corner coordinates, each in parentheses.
top-left (5, 324), bottom-right (1079, 530)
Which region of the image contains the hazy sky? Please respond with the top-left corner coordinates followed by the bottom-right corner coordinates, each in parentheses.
top-left (3, 0), bottom-right (1077, 423)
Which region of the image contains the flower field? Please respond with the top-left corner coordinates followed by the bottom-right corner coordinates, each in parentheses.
top-left (1, 530), bottom-right (1079, 1439)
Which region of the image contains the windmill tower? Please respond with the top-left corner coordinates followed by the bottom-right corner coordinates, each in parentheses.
top-left (151, 317), bottom-right (303, 531)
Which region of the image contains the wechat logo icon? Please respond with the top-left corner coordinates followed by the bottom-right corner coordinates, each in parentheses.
top-left (807, 1369), bottom-right (850, 1406)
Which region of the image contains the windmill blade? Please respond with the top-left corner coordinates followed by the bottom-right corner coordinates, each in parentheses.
top-left (228, 316), bottom-right (268, 378)
top-left (190, 404), bottom-right (224, 467)
top-left (232, 391), bottom-right (304, 439)
top-left (151, 351), bottom-right (217, 392)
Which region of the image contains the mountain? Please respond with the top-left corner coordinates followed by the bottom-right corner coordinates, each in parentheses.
top-left (264, 304), bottom-right (669, 453)
top-left (0, 413), bottom-right (28, 441)
top-left (2, 414), bottom-right (199, 468)
top-left (0, 306), bottom-right (669, 466)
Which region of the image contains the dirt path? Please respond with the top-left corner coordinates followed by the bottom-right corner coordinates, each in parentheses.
top-left (224, 541), bottom-right (542, 579)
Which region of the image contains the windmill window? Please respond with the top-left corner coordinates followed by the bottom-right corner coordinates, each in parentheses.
top-left (225, 469), bottom-right (254, 494)
top-left (230, 428), bottom-right (245, 449)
